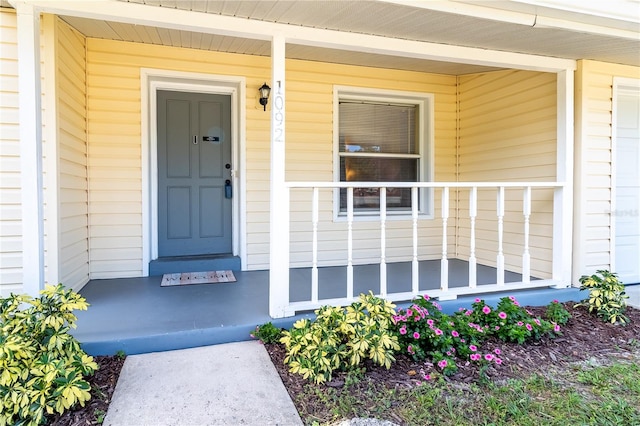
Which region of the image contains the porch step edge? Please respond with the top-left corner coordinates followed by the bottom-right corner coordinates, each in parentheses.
top-left (78, 314), bottom-right (317, 356)
top-left (149, 255), bottom-right (241, 276)
top-left (78, 287), bottom-right (581, 356)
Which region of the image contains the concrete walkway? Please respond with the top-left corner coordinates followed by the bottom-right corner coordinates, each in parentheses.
top-left (627, 284), bottom-right (640, 309)
top-left (104, 341), bottom-right (303, 426)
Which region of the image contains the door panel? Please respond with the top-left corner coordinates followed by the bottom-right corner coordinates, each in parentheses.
top-left (157, 90), bottom-right (232, 257)
top-left (615, 88), bottom-right (640, 285)
top-left (200, 187), bottom-right (224, 237)
top-left (166, 100), bottom-right (191, 178)
top-left (167, 186), bottom-right (191, 239)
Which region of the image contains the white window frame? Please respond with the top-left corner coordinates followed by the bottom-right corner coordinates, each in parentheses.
top-left (333, 86), bottom-right (435, 221)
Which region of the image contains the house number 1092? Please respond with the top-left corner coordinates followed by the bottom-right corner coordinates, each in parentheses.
top-left (274, 80), bottom-right (284, 143)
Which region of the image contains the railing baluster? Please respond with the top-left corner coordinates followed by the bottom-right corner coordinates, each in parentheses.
top-left (523, 186), bottom-right (531, 284)
top-left (347, 187), bottom-right (354, 299)
top-left (497, 186), bottom-right (505, 286)
top-left (411, 187), bottom-right (419, 295)
top-left (380, 188), bottom-right (387, 297)
top-left (441, 187), bottom-right (449, 292)
top-left (311, 187), bottom-right (319, 303)
top-left (469, 187), bottom-right (477, 288)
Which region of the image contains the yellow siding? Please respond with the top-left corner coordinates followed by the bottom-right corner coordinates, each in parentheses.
top-left (0, 8), bottom-right (22, 295)
top-left (457, 70), bottom-right (557, 278)
top-left (574, 60), bottom-right (640, 280)
top-left (85, 38), bottom-right (457, 275)
top-left (55, 18), bottom-right (89, 290)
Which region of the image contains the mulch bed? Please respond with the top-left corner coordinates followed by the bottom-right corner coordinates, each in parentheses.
top-left (264, 302), bottom-right (640, 423)
top-left (45, 302), bottom-right (639, 425)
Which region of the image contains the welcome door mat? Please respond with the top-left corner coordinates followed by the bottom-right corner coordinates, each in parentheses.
top-left (161, 270), bottom-right (236, 287)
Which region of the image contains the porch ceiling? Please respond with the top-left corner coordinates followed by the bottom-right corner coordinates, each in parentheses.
top-left (51, 0), bottom-right (639, 75)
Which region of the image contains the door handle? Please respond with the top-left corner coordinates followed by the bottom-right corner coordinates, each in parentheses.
top-left (193, 135), bottom-right (198, 145)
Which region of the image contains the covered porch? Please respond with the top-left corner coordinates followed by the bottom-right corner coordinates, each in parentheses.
top-left (74, 261), bottom-right (581, 356)
top-left (8, 1), bottom-right (577, 343)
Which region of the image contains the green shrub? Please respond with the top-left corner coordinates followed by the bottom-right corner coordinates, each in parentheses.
top-left (0, 284), bottom-right (98, 425)
top-left (545, 300), bottom-right (571, 325)
top-left (464, 296), bottom-right (558, 344)
top-left (251, 321), bottom-right (282, 344)
top-left (576, 270), bottom-right (629, 324)
top-left (280, 292), bottom-right (400, 384)
top-left (393, 295), bottom-right (562, 377)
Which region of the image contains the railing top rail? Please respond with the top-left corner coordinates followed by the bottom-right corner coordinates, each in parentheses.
top-left (285, 181), bottom-right (565, 189)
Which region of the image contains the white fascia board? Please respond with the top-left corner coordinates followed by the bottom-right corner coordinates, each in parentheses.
top-left (382, 0), bottom-right (639, 40)
top-left (22, 0), bottom-right (575, 72)
top-left (515, 0), bottom-right (640, 25)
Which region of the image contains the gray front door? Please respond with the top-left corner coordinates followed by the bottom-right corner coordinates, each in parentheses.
top-left (157, 90), bottom-right (232, 257)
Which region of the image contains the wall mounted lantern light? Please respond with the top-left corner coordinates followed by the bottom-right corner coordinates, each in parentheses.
top-left (259, 82), bottom-right (271, 111)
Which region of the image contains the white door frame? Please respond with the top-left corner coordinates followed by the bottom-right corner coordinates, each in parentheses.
top-left (611, 76), bottom-right (640, 282)
top-left (140, 68), bottom-right (247, 276)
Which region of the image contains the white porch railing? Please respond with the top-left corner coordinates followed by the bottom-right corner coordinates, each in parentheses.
top-left (270, 182), bottom-right (570, 318)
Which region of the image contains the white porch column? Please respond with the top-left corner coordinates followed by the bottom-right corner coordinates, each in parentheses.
top-left (15, 2), bottom-right (45, 297)
top-left (553, 69), bottom-right (574, 287)
top-left (269, 33), bottom-right (291, 318)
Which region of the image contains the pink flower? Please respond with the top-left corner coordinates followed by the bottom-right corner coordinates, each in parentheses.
top-left (495, 358), bottom-right (503, 365)
top-left (434, 328), bottom-right (443, 336)
top-left (509, 296), bottom-right (516, 302)
top-left (469, 345), bottom-right (477, 352)
top-left (553, 299), bottom-right (559, 303)
top-left (525, 323), bottom-right (533, 331)
top-left (465, 310), bottom-right (472, 316)
top-left (423, 374), bottom-right (432, 381)
top-left (495, 326), bottom-right (500, 331)
top-left (406, 309), bottom-right (413, 316)
top-left (517, 321), bottom-right (524, 326)
top-left (554, 324), bottom-right (561, 332)
top-left (475, 298), bottom-right (481, 303)
top-left (423, 295), bottom-right (430, 301)
top-left (460, 339), bottom-right (466, 343)
top-left (484, 354), bottom-right (494, 361)
top-left (400, 326), bottom-right (407, 335)
top-left (452, 330), bottom-right (459, 337)
top-left (494, 348), bottom-right (502, 355)
top-left (408, 345), bottom-right (414, 354)
top-left (534, 319), bottom-right (541, 326)
top-left (470, 354), bottom-right (481, 361)
top-left (498, 312), bottom-right (507, 319)
top-left (482, 306), bottom-right (491, 314)
top-left (427, 319), bottom-right (434, 326)
top-left (413, 332), bottom-right (420, 339)
top-left (437, 360), bottom-right (448, 369)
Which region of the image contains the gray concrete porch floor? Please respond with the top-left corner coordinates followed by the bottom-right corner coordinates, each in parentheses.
top-left (73, 259), bottom-right (581, 356)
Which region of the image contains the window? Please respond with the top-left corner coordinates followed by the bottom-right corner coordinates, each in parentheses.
top-left (334, 87), bottom-right (433, 217)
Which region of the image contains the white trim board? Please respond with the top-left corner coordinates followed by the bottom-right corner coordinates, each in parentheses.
top-left (611, 77), bottom-right (640, 281)
top-left (140, 69), bottom-right (247, 276)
